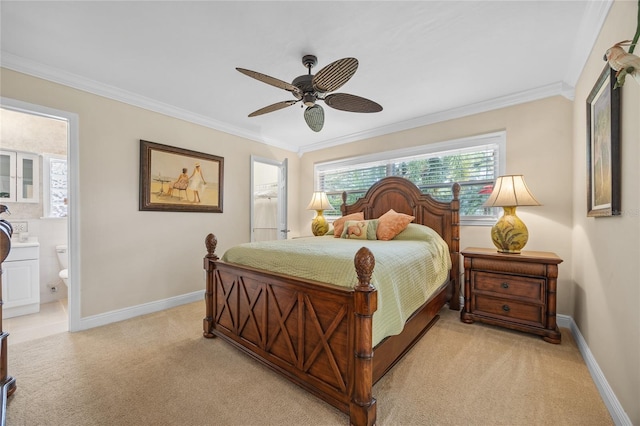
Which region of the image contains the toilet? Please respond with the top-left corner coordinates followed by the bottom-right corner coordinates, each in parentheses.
top-left (55, 244), bottom-right (69, 288)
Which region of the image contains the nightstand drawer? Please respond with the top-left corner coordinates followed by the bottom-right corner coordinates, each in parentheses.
top-left (473, 271), bottom-right (544, 302)
top-left (461, 248), bottom-right (563, 343)
top-left (474, 295), bottom-right (544, 327)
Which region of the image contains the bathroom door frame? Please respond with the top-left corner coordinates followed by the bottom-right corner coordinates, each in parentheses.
top-left (1, 97), bottom-right (81, 332)
top-left (250, 156), bottom-right (288, 241)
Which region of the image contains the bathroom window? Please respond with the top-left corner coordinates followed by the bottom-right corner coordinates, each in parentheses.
top-left (43, 154), bottom-right (68, 218)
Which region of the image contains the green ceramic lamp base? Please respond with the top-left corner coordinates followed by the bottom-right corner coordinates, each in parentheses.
top-left (490, 206), bottom-right (529, 254)
top-left (311, 210), bottom-right (329, 236)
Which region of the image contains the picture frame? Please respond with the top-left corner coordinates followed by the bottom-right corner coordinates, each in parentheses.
top-left (139, 140), bottom-right (224, 213)
top-left (586, 66), bottom-right (621, 217)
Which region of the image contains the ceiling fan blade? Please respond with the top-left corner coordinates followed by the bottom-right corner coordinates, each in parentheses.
top-left (312, 58), bottom-right (358, 93)
top-left (324, 93), bottom-right (383, 113)
top-left (248, 100), bottom-right (298, 117)
top-left (236, 68), bottom-right (302, 97)
top-left (304, 105), bottom-right (324, 132)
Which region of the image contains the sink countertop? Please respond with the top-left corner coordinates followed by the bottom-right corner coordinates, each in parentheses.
top-left (9, 237), bottom-right (39, 248)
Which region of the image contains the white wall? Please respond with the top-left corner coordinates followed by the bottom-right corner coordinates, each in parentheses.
top-left (0, 68), bottom-right (301, 318)
top-left (571, 1), bottom-right (639, 423)
top-left (300, 96), bottom-right (575, 313)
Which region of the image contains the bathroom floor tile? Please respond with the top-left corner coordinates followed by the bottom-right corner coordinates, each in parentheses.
top-left (3, 299), bottom-right (68, 344)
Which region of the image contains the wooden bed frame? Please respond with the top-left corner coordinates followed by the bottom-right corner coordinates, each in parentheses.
top-left (203, 177), bottom-right (460, 425)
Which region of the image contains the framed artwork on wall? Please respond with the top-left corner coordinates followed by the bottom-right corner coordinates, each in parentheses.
top-left (139, 140), bottom-right (224, 213)
top-left (586, 66), bottom-right (621, 217)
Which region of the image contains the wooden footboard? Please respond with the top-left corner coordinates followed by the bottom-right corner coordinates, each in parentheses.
top-left (203, 234), bottom-right (378, 425)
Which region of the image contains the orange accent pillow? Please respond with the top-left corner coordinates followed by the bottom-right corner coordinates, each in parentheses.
top-left (376, 209), bottom-right (415, 240)
top-left (332, 212), bottom-right (365, 237)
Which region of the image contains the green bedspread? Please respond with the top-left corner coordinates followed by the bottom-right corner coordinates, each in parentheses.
top-left (221, 224), bottom-right (451, 346)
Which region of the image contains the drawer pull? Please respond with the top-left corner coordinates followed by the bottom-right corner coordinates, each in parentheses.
top-left (501, 282), bottom-right (509, 289)
top-left (502, 304), bottom-right (510, 312)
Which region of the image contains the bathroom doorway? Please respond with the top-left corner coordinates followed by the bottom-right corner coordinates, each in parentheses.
top-left (1, 97), bottom-right (80, 337)
top-left (250, 156), bottom-right (288, 241)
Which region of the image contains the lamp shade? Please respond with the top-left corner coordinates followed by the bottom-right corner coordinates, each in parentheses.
top-left (306, 191), bottom-right (334, 211)
top-left (482, 175), bottom-right (541, 207)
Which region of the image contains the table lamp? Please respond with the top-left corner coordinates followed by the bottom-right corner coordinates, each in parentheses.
top-left (482, 175), bottom-right (541, 254)
top-left (307, 191), bottom-right (334, 236)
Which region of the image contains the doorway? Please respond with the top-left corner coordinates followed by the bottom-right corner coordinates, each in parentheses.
top-left (1, 97), bottom-right (80, 333)
top-left (250, 156), bottom-right (288, 241)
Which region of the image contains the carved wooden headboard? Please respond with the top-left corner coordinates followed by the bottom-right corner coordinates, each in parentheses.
top-left (340, 176), bottom-right (460, 289)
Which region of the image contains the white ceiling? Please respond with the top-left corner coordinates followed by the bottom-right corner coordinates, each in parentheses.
top-left (0, 1), bottom-right (611, 154)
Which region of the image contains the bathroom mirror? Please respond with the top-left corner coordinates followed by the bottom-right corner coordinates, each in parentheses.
top-left (250, 156), bottom-right (288, 242)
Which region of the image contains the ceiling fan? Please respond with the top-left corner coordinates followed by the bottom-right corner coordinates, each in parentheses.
top-left (236, 55), bottom-right (383, 132)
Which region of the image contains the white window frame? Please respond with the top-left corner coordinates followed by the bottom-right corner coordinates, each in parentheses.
top-left (43, 153), bottom-right (68, 218)
top-left (313, 131), bottom-right (506, 226)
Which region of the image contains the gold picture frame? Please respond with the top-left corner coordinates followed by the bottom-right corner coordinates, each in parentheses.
top-left (586, 66), bottom-right (621, 217)
top-left (139, 140), bottom-right (224, 213)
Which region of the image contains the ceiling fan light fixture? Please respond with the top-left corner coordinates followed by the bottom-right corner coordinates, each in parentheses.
top-left (304, 105), bottom-right (324, 132)
top-left (303, 92), bottom-right (316, 107)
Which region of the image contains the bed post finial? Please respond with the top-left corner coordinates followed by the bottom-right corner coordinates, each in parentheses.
top-left (341, 191), bottom-right (348, 215)
top-left (203, 233), bottom-right (218, 338)
top-left (351, 246), bottom-right (377, 426)
top-left (452, 182), bottom-right (460, 200)
top-left (205, 233), bottom-right (218, 261)
top-left (354, 247), bottom-right (375, 289)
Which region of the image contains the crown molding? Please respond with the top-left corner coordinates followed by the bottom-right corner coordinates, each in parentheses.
top-left (562, 0), bottom-right (614, 88)
top-left (299, 0), bottom-right (615, 156)
top-left (0, 52), bottom-right (300, 153)
top-left (0, 1), bottom-right (610, 156)
top-left (297, 81), bottom-right (575, 155)
top-left (1, 51), bottom-right (577, 157)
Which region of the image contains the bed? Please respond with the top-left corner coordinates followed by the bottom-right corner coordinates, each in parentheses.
top-left (202, 176), bottom-right (460, 425)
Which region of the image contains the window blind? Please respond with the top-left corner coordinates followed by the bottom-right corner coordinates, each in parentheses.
top-left (315, 135), bottom-right (504, 223)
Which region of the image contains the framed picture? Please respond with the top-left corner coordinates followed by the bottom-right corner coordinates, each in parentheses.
top-left (586, 66), bottom-right (621, 217)
top-left (139, 140), bottom-right (224, 213)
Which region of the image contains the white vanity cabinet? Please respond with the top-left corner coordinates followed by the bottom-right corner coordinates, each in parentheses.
top-left (1, 240), bottom-right (40, 318)
top-left (0, 150), bottom-right (40, 203)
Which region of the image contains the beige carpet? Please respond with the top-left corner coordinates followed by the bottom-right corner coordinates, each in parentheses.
top-left (6, 302), bottom-right (612, 425)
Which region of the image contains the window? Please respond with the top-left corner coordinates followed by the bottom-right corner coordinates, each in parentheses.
top-left (314, 132), bottom-right (505, 225)
top-left (43, 154), bottom-right (68, 218)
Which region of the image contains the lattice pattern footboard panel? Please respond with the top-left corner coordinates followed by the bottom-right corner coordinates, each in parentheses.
top-left (212, 265), bottom-right (355, 408)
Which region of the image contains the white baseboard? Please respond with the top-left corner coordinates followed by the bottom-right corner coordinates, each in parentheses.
top-left (557, 314), bottom-right (631, 426)
top-left (77, 290), bottom-right (203, 331)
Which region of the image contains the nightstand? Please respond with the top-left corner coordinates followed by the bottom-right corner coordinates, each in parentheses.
top-left (460, 247), bottom-right (563, 344)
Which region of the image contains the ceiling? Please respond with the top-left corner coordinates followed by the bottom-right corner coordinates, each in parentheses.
top-left (0, 1), bottom-right (611, 154)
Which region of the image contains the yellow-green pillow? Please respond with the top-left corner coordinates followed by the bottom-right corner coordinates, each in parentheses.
top-left (341, 220), bottom-right (378, 240)
top-left (393, 223), bottom-right (439, 242)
